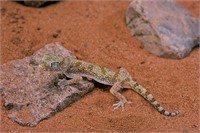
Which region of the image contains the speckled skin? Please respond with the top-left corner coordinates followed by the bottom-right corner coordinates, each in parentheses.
top-left (40, 54), bottom-right (180, 116)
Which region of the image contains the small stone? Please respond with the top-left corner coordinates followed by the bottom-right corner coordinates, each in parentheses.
top-left (53, 33), bottom-right (59, 38)
top-left (114, 24), bottom-right (119, 29)
top-left (191, 124), bottom-right (198, 128)
top-left (140, 61), bottom-right (145, 64)
top-left (36, 27), bottom-right (41, 31)
top-left (0, 7), bottom-right (6, 15)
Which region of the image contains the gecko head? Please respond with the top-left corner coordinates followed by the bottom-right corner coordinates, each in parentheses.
top-left (39, 53), bottom-right (65, 71)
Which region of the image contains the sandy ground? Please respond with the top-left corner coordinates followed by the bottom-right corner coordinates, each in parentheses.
top-left (0, 0), bottom-right (199, 132)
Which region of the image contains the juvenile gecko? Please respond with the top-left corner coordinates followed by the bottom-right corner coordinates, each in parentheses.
top-left (39, 53), bottom-right (180, 116)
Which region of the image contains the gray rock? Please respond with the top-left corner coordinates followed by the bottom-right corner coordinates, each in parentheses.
top-left (125, 0), bottom-right (200, 59)
top-left (23, 1), bottom-right (48, 7)
top-left (0, 42), bottom-right (94, 127)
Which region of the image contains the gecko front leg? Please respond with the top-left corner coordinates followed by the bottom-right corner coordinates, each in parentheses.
top-left (58, 75), bottom-right (83, 89)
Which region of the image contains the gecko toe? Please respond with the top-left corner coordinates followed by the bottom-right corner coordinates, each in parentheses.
top-left (113, 100), bottom-right (126, 111)
top-left (113, 100), bottom-right (132, 111)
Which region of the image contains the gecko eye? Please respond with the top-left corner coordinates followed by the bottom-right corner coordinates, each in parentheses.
top-left (50, 62), bottom-right (60, 71)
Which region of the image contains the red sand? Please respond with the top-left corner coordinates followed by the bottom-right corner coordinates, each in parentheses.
top-left (0, 1), bottom-right (199, 132)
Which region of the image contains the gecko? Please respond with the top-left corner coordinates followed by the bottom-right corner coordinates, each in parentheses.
top-left (39, 53), bottom-right (180, 116)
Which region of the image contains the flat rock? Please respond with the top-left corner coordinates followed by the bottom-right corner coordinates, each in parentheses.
top-left (125, 0), bottom-right (200, 59)
top-left (0, 42), bottom-right (94, 127)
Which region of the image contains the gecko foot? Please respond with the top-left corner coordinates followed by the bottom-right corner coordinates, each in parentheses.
top-left (57, 79), bottom-right (68, 89)
top-left (113, 100), bottom-right (132, 111)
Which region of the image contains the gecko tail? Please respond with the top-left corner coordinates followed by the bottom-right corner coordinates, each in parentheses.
top-left (158, 106), bottom-right (180, 116)
top-left (145, 92), bottom-right (180, 117)
top-left (130, 81), bottom-right (180, 117)
top-left (147, 95), bottom-right (180, 117)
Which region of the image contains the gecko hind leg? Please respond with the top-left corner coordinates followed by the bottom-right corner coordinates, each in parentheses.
top-left (119, 67), bottom-right (132, 80)
top-left (110, 82), bottom-right (131, 111)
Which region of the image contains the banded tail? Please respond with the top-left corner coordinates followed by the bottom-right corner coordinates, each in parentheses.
top-left (130, 81), bottom-right (180, 116)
